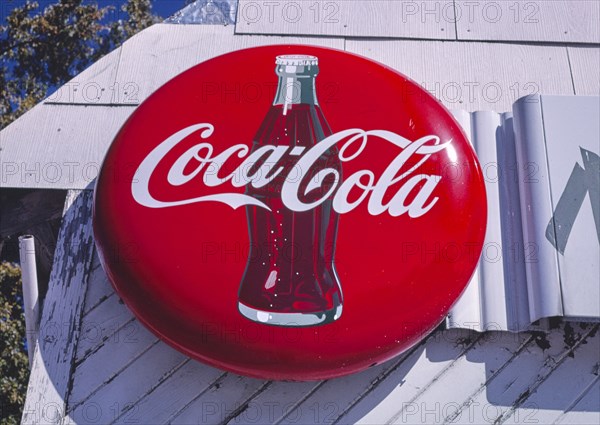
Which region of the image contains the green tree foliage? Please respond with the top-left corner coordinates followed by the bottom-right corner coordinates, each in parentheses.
top-left (0, 263), bottom-right (27, 425)
top-left (0, 2), bottom-right (158, 423)
top-left (0, 0), bottom-right (158, 129)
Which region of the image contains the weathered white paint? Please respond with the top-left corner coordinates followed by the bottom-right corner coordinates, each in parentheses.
top-left (236, 0), bottom-right (456, 40)
top-left (67, 341), bottom-right (187, 424)
top-left (442, 324), bottom-right (598, 425)
top-left (74, 293), bottom-right (135, 363)
top-left (21, 190), bottom-right (95, 425)
top-left (508, 329), bottom-right (600, 424)
top-left (80, 251), bottom-right (114, 317)
top-left (112, 360), bottom-right (224, 424)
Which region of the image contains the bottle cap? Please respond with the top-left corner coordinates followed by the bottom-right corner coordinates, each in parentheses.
top-left (276, 55), bottom-right (318, 66)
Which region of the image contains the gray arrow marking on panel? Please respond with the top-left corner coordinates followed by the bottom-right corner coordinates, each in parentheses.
top-left (546, 148), bottom-right (600, 255)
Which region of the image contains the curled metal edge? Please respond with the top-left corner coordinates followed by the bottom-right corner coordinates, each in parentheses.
top-left (165, 0), bottom-right (238, 25)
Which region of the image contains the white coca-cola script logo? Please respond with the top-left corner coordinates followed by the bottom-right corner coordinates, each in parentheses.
top-left (132, 123), bottom-right (450, 217)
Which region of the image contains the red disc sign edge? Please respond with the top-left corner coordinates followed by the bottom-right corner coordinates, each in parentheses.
top-left (92, 44), bottom-right (487, 381)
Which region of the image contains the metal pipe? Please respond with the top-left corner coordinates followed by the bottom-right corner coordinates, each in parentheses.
top-left (19, 235), bottom-right (39, 367)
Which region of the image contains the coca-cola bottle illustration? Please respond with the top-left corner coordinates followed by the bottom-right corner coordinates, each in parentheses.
top-left (238, 55), bottom-right (343, 327)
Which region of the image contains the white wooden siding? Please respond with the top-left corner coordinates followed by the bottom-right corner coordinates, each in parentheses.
top-left (3, 28), bottom-right (592, 190)
top-left (568, 46), bottom-right (600, 96)
top-left (236, 0), bottom-right (457, 39)
top-left (19, 185), bottom-right (598, 425)
top-left (345, 39), bottom-right (575, 112)
top-left (0, 104), bottom-right (134, 189)
top-left (21, 190), bottom-right (95, 425)
top-left (113, 25), bottom-right (344, 104)
top-left (236, 0), bottom-right (600, 44)
top-left (454, 0), bottom-right (600, 44)
top-left (43, 249), bottom-right (597, 424)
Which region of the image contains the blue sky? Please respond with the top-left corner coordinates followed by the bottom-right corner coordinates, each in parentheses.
top-left (0, 0), bottom-right (190, 23)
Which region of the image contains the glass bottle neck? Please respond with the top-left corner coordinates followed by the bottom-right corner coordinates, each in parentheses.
top-left (273, 66), bottom-right (319, 114)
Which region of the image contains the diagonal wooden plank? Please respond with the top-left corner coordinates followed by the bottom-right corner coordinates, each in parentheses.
top-left (111, 360), bottom-right (224, 424)
top-left (449, 323), bottom-right (599, 425)
top-left (81, 253), bottom-right (115, 316)
top-left (225, 380), bottom-right (322, 424)
top-left (66, 341), bottom-right (187, 424)
top-left (554, 379), bottom-right (600, 425)
top-left (332, 329), bottom-right (481, 425)
top-left (75, 292), bottom-right (133, 362)
top-left (169, 374), bottom-right (269, 425)
top-left (507, 327), bottom-right (599, 424)
top-left (568, 46), bottom-right (600, 96)
top-left (397, 332), bottom-right (535, 424)
top-left (21, 190), bottom-right (96, 425)
top-left (497, 324), bottom-right (600, 424)
top-left (67, 320), bottom-right (157, 410)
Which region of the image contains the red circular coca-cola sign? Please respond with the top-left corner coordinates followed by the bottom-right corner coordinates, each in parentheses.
top-left (94, 45), bottom-right (486, 380)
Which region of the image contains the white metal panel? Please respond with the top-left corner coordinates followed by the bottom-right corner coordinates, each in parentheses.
top-left (568, 47), bottom-right (600, 96)
top-left (446, 110), bottom-right (483, 331)
top-left (448, 110), bottom-right (531, 332)
top-left (114, 24), bottom-right (344, 104)
top-left (345, 39), bottom-right (574, 112)
top-left (470, 111), bottom-right (509, 330)
top-left (513, 95), bottom-right (563, 322)
top-left (455, 0), bottom-right (600, 44)
top-left (541, 95), bottom-right (600, 319)
top-left (236, 0), bottom-right (456, 40)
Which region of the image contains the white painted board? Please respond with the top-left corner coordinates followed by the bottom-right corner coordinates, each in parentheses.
top-left (455, 0), bottom-right (600, 44)
top-left (21, 191), bottom-right (95, 425)
top-left (0, 104), bottom-right (134, 189)
top-left (346, 39), bottom-right (574, 112)
top-left (236, 0), bottom-right (456, 39)
top-left (114, 24), bottom-right (344, 104)
top-left (568, 47), bottom-right (600, 96)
